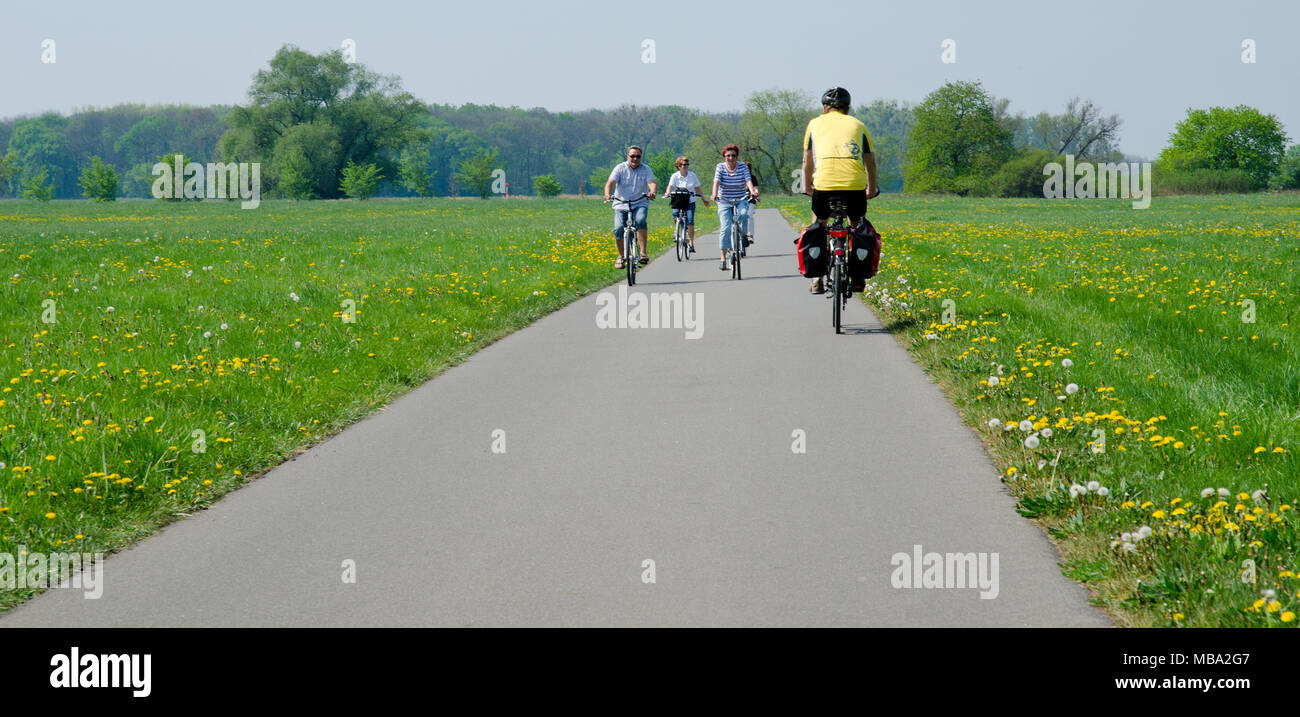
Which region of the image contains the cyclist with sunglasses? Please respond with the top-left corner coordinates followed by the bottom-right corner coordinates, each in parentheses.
top-left (603, 145), bottom-right (658, 269)
top-left (664, 156), bottom-right (710, 255)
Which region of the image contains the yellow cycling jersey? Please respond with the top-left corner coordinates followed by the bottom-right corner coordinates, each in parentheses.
top-left (803, 112), bottom-right (873, 191)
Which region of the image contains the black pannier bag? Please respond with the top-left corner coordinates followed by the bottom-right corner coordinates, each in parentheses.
top-left (849, 219), bottom-right (882, 284)
top-left (795, 223), bottom-right (829, 278)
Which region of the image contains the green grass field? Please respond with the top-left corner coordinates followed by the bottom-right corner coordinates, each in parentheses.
top-left (4, 193), bottom-right (1297, 626)
top-left (0, 196), bottom-right (715, 610)
top-left (775, 193), bottom-right (1299, 626)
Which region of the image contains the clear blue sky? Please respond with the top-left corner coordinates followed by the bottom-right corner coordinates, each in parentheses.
top-left (2, 0), bottom-right (1297, 158)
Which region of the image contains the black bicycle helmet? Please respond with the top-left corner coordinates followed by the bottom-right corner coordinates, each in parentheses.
top-left (821, 87), bottom-right (851, 109)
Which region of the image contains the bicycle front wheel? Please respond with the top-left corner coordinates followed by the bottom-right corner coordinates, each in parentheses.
top-left (675, 220), bottom-right (684, 261)
top-left (626, 229), bottom-right (637, 286)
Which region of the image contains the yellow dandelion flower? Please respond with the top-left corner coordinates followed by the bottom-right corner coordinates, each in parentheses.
top-left (1282, 612), bottom-right (1296, 623)
top-left (44, 512), bottom-right (56, 519)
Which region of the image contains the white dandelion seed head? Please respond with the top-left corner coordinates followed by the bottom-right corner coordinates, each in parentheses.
top-left (925, 333), bottom-right (938, 340)
top-left (1263, 589), bottom-right (1277, 599)
top-left (1087, 481), bottom-right (1101, 492)
top-left (1218, 488), bottom-right (1231, 498)
top-left (1040, 427), bottom-right (1053, 438)
top-left (988, 376), bottom-right (1000, 386)
top-left (988, 418), bottom-right (1001, 428)
top-left (1069, 484), bottom-right (1085, 498)
top-left (1121, 532), bottom-right (1133, 542)
top-left (290, 292), bottom-right (300, 302)
top-left (1003, 424), bottom-right (1015, 432)
top-left (1251, 490), bottom-right (1266, 504)
top-left (1201, 487), bottom-right (1215, 498)
top-left (293, 341), bottom-right (301, 348)
top-left (1138, 526), bottom-right (1153, 539)
top-left (203, 331), bottom-right (211, 338)
top-left (220, 323), bottom-right (228, 330)
top-left (1098, 487), bottom-right (1110, 497)
top-left (105, 306), bottom-right (115, 313)
top-left (1024, 435), bottom-right (1040, 449)
top-left (1062, 358), bottom-right (1073, 368)
top-left (1019, 420), bottom-right (1033, 432)
top-left (1065, 383), bottom-right (1079, 394)
top-left (1121, 542), bottom-right (1136, 553)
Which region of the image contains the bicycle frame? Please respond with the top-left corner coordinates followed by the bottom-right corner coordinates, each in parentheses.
top-left (718, 195), bottom-right (751, 280)
top-left (825, 199), bottom-right (852, 332)
top-left (607, 193), bottom-right (650, 286)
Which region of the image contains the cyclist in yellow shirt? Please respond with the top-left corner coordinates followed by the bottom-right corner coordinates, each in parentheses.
top-left (801, 87), bottom-right (880, 293)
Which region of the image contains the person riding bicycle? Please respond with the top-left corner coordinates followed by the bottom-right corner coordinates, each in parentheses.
top-left (710, 144), bottom-right (759, 271)
top-left (603, 145), bottom-right (658, 269)
top-left (742, 161), bottom-right (759, 251)
top-left (801, 87), bottom-right (879, 293)
top-left (665, 156), bottom-right (710, 254)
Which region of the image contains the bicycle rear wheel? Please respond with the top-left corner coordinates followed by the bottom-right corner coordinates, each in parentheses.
top-left (832, 264), bottom-right (842, 333)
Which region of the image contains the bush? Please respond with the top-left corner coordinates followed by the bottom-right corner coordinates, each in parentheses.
top-left (533, 174), bottom-right (563, 197)
top-left (1268, 145), bottom-right (1300, 191)
top-left (1153, 165), bottom-right (1255, 195)
top-left (978, 149), bottom-right (1061, 197)
top-left (79, 155), bottom-right (120, 201)
top-left (21, 168), bottom-right (54, 201)
top-left (339, 161), bottom-right (383, 200)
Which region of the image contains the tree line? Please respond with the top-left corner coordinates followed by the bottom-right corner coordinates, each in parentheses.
top-left (2, 45), bottom-right (1296, 201)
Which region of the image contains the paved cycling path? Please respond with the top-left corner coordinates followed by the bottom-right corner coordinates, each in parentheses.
top-left (3, 208), bottom-right (1108, 627)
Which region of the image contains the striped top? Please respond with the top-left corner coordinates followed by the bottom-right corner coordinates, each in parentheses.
top-left (713, 162), bottom-right (751, 202)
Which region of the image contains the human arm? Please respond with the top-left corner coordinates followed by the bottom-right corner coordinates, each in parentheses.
top-left (802, 145), bottom-right (814, 196)
top-left (864, 152), bottom-right (879, 199)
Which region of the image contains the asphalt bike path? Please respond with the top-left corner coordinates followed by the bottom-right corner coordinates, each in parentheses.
top-left (2, 208), bottom-right (1109, 627)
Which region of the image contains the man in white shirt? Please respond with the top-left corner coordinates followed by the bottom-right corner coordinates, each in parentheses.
top-left (603, 146), bottom-right (658, 269)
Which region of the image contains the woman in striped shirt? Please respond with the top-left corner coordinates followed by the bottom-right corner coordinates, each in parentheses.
top-left (710, 144), bottom-right (760, 271)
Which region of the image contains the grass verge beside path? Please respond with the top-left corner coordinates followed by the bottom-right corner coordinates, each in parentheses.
top-left (0, 197), bottom-right (713, 611)
top-left (774, 193), bottom-right (1299, 627)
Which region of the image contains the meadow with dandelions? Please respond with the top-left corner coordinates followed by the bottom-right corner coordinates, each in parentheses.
top-left (0, 197), bottom-right (715, 610)
top-left (778, 193), bottom-right (1299, 627)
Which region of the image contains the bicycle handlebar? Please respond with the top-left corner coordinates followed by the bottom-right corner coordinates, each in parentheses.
top-left (605, 193), bottom-right (653, 203)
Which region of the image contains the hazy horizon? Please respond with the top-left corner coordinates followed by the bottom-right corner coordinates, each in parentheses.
top-left (2, 0), bottom-right (1297, 158)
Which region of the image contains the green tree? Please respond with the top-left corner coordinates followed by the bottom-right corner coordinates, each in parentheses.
top-left (21, 167), bottom-right (54, 201)
top-left (588, 163), bottom-right (617, 196)
top-left (855, 100), bottom-right (915, 193)
top-left (981, 148), bottom-right (1061, 197)
top-left (532, 174), bottom-right (563, 197)
top-left (738, 89), bottom-right (817, 192)
top-left (455, 148), bottom-right (499, 199)
top-left (217, 45), bottom-right (425, 199)
top-left (1269, 144), bottom-right (1300, 190)
top-left (646, 148), bottom-right (675, 187)
top-left (1159, 105), bottom-right (1289, 189)
top-left (271, 123), bottom-right (342, 199)
top-left (0, 152), bottom-right (20, 197)
top-left (79, 155), bottom-right (120, 201)
top-left (905, 80), bottom-right (1014, 195)
top-left (8, 114), bottom-right (74, 198)
top-left (339, 161), bottom-right (383, 199)
top-left (398, 145), bottom-right (434, 197)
